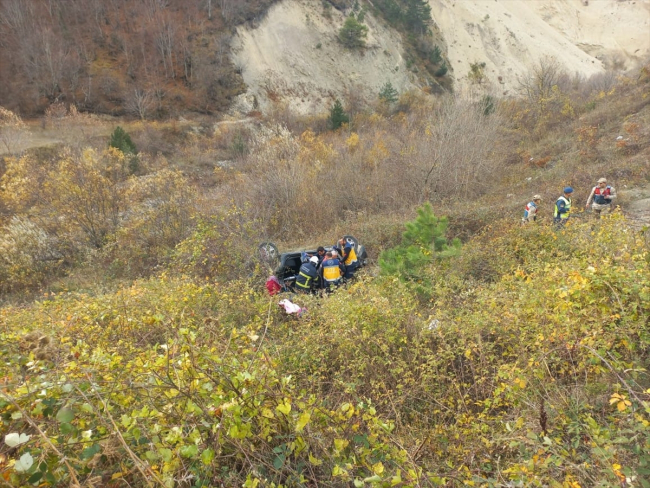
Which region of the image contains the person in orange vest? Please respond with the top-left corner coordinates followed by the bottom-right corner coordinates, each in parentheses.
top-left (585, 177), bottom-right (616, 217)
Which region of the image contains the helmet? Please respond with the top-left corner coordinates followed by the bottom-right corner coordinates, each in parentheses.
top-left (532, 194), bottom-right (541, 201)
top-left (563, 187), bottom-right (574, 194)
top-left (598, 177), bottom-right (607, 183)
top-left (309, 256), bottom-right (319, 264)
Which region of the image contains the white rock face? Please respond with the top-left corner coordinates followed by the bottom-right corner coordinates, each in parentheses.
top-left (231, 0), bottom-right (650, 113)
top-left (432, 0), bottom-right (650, 95)
top-left (230, 0), bottom-right (419, 115)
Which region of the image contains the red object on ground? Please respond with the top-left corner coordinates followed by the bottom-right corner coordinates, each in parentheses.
top-left (266, 276), bottom-right (282, 296)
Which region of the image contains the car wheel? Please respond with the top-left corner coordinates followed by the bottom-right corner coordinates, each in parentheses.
top-left (258, 242), bottom-right (280, 268)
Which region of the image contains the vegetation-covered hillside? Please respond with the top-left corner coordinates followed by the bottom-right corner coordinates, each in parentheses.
top-left (0, 0), bottom-right (446, 118)
top-left (0, 57), bottom-right (649, 486)
top-left (1, 213), bottom-right (649, 486)
top-left (0, 0), bottom-right (279, 116)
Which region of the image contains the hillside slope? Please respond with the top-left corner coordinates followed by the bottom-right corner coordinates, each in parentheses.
top-left (230, 0), bottom-right (420, 115)
top-left (433, 0), bottom-right (650, 95)
top-left (232, 0), bottom-right (650, 110)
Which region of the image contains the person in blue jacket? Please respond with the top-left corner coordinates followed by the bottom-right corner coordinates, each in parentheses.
top-left (295, 256), bottom-right (319, 293)
top-left (320, 251), bottom-right (344, 290)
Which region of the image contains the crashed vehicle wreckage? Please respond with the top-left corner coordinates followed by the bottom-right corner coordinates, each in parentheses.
top-left (258, 235), bottom-right (368, 293)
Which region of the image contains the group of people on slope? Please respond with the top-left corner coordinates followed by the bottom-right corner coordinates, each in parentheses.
top-left (522, 178), bottom-right (617, 225)
top-left (294, 238), bottom-right (359, 294)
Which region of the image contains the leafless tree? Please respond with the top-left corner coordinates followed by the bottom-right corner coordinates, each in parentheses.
top-left (402, 97), bottom-right (503, 203)
top-left (220, 0), bottom-right (232, 22)
top-left (0, 0), bottom-right (33, 41)
top-left (155, 16), bottom-right (177, 79)
top-left (0, 106), bottom-right (27, 154)
top-left (517, 57), bottom-right (563, 105)
top-left (127, 88), bottom-right (155, 120)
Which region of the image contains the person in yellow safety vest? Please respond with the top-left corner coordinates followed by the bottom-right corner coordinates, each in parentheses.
top-left (320, 251), bottom-right (344, 289)
top-left (337, 238), bottom-right (359, 279)
top-left (554, 187), bottom-right (573, 225)
top-left (295, 256), bottom-right (319, 293)
top-left (585, 177), bottom-right (616, 217)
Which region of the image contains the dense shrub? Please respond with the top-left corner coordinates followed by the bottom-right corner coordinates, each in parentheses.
top-left (3, 215), bottom-right (649, 486)
top-left (171, 205), bottom-right (266, 282)
top-left (0, 217), bottom-right (64, 293)
top-left (379, 202), bottom-right (460, 282)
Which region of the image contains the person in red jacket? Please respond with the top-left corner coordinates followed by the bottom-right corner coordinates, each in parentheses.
top-left (585, 177), bottom-right (616, 217)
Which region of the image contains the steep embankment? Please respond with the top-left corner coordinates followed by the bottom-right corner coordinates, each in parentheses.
top-left (230, 0), bottom-right (419, 115)
top-left (432, 0), bottom-right (650, 95)
top-left (231, 0), bottom-right (650, 111)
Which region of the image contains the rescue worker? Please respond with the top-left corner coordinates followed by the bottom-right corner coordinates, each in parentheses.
top-left (554, 187), bottom-right (573, 225)
top-left (585, 177), bottom-right (616, 217)
top-left (315, 247), bottom-right (326, 289)
top-left (522, 195), bottom-right (542, 223)
top-left (315, 246), bottom-right (326, 266)
top-left (295, 256), bottom-right (319, 294)
top-left (337, 238), bottom-right (359, 279)
top-left (321, 251), bottom-right (344, 290)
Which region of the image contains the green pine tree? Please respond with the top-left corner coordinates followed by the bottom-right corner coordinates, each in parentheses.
top-left (376, 0), bottom-right (402, 25)
top-left (338, 15), bottom-right (368, 49)
top-left (434, 63), bottom-right (448, 77)
top-left (109, 126), bottom-right (137, 155)
top-left (379, 203), bottom-right (460, 281)
top-left (329, 99), bottom-right (349, 130)
top-left (430, 45), bottom-right (442, 65)
top-left (109, 126), bottom-right (138, 174)
top-left (403, 0), bottom-right (432, 32)
top-left (480, 95), bottom-right (495, 116)
top-left (379, 81), bottom-right (399, 103)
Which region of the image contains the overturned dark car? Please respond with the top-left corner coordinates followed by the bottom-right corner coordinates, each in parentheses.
top-left (258, 235), bottom-right (368, 289)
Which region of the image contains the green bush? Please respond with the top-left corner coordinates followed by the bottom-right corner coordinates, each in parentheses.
top-left (468, 61), bottom-right (487, 84)
top-left (434, 63), bottom-right (448, 77)
top-left (329, 99), bottom-right (350, 130)
top-left (378, 81), bottom-right (399, 103)
top-left (480, 94), bottom-right (495, 115)
top-left (379, 202), bottom-right (460, 282)
top-left (338, 14), bottom-right (368, 49)
top-left (108, 126), bottom-right (137, 154)
top-left (430, 44), bottom-right (442, 65)
top-left (109, 126), bottom-right (138, 173)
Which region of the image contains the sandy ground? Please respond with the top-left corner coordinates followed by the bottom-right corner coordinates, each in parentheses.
top-left (230, 0), bottom-right (419, 115)
top-left (232, 0), bottom-right (650, 110)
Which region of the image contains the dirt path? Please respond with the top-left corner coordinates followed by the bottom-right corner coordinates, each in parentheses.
top-left (0, 132), bottom-right (62, 156)
top-left (0, 119), bottom-right (115, 156)
top-left (620, 184), bottom-right (650, 230)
